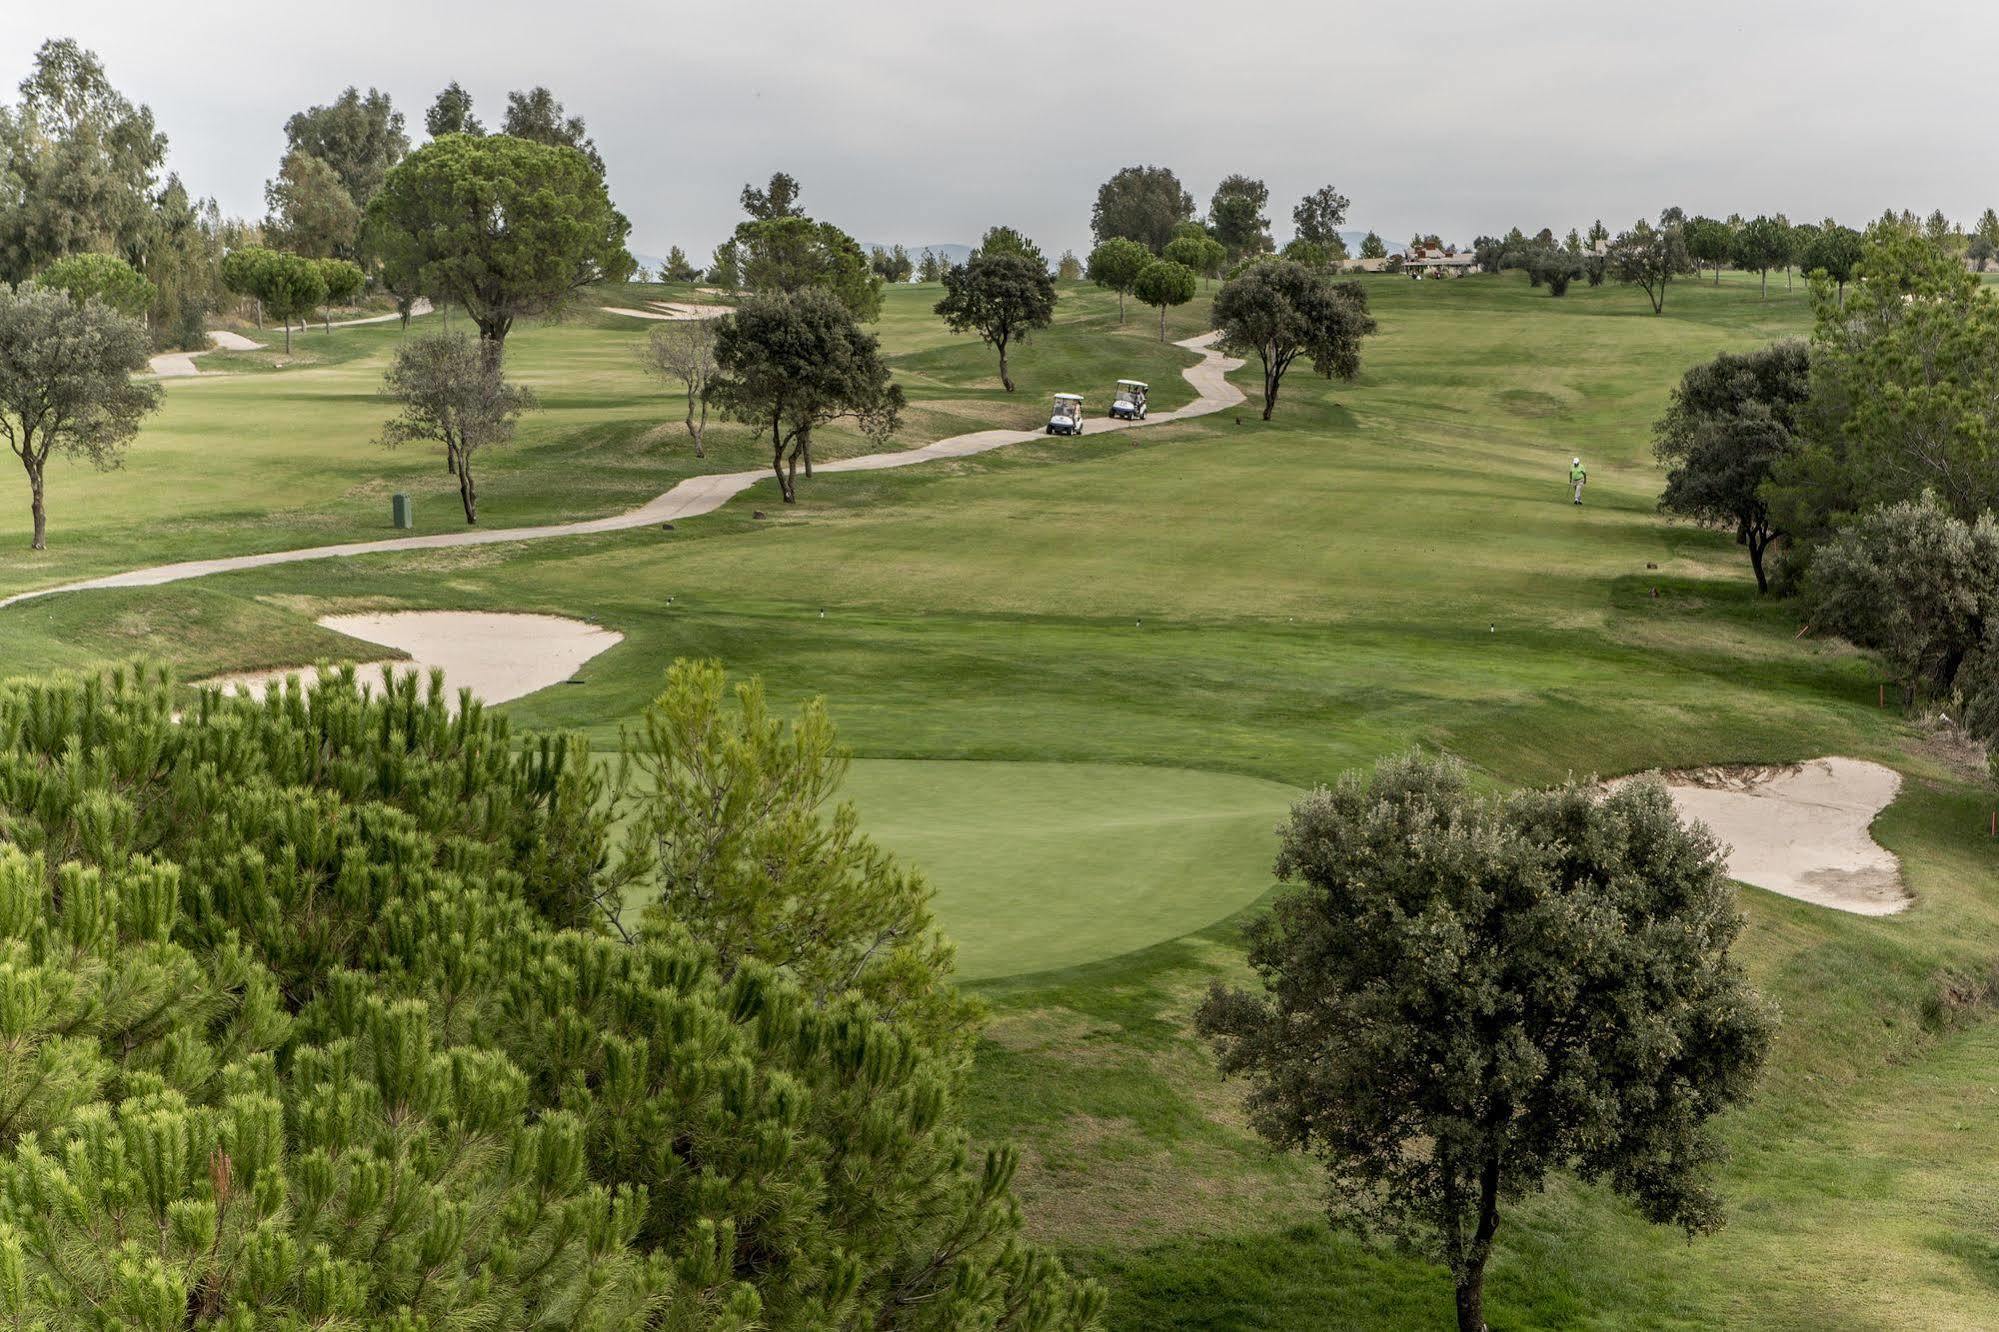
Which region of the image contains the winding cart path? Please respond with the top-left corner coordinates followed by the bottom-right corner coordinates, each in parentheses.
top-left (2, 332), bottom-right (1243, 610)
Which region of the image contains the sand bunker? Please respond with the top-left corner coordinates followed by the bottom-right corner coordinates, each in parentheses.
top-left (203, 611), bottom-right (621, 708)
top-left (601, 300), bottom-right (731, 321)
top-left (1644, 757), bottom-right (1908, 915)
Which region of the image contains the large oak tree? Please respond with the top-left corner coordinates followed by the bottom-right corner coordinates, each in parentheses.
top-left (365, 133), bottom-right (633, 347)
top-left (1654, 340), bottom-right (1810, 591)
top-left (1198, 753), bottom-right (1772, 1332)
top-left (709, 288), bottom-right (905, 502)
top-left (1211, 259), bottom-right (1377, 419)
top-left (1090, 164), bottom-right (1194, 252)
top-left (934, 252), bottom-right (1057, 391)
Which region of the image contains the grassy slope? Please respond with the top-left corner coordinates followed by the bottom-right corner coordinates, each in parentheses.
top-left (0, 280), bottom-right (1199, 600)
top-left (1, 271), bottom-right (1996, 1327)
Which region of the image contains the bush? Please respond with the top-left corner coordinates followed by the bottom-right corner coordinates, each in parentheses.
top-left (0, 664), bottom-right (1104, 1330)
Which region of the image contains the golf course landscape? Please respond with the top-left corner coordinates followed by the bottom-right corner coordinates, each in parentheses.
top-left (6, 261), bottom-right (1997, 1329)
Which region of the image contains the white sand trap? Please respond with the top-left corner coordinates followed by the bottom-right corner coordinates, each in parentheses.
top-left (601, 301), bottom-right (730, 321)
top-left (1646, 758), bottom-right (1908, 915)
top-left (203, 611), bottom-right (621, 709)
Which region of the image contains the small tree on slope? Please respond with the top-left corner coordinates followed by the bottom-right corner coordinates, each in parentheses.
top-left (0, 284), bottom-right (161, 549)
top-left (1211, 259), bottom-right (1376, 419)
top-left (1197, 752), bottom-right (1773, 1332)
top-left (934, 252), bottom-right (1057, 392)
top-left (1654, 340), bottom-right (1810, 592)
top-left (377, 331), bottom-right (538, 522)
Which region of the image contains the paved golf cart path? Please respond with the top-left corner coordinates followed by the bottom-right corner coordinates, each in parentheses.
top-left (145, 302), bottom-right (437, 378)
top-left (2, 332), bottom-right (1243, 609)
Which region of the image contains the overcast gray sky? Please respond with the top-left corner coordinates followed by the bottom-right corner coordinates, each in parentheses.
top-left (5, 0), bottom-right (1995, 263)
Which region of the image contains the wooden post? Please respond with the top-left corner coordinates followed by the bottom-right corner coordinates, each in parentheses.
top-left (1878, 683), bottom-right (1885, 707)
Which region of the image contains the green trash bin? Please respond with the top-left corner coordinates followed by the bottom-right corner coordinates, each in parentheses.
top-left (392, 493), bottom-right (414, 530)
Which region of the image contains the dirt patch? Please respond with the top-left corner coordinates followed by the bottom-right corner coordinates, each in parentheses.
top-left (200, 610), bottom-right (621, 709)
top-left (1630, 757), bottom-right (1909, 915)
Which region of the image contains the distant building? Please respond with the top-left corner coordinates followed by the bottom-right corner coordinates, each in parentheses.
top-left (1346, 245), bottom-right (1476, 278)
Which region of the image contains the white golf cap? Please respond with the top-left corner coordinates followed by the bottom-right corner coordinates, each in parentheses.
top-left (1573, 457), bottom-right (1580, 464)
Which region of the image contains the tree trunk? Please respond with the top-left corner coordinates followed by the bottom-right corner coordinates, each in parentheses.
top-left (1454, 1266), bottom-right (1487, 1332)
top-left (23, 452), bottom-right (46, 551)
top-left (998, 339), bottom-right (1014, 393)
top-left (1158, 304), bottom-right (1167, 341)
top-left (458, 457), bottom-right (477, 523)
top-left (254, 297), bottom-right (264, 327)
top-left (784, 446), bottom-right (800, 502)
top-left (1760, 268), bottom-right (1768, 299)
top-left (684, 394), bottom-right (705, 458)
top-left (1453, 1156), bottom-right (1503, 1332)
top-left (1748, 527), bottom-right (1773, 593)
top-left (1118, 289), bottom-right (1126, 324)
top-left (446, 439), bottom-right (459, 476)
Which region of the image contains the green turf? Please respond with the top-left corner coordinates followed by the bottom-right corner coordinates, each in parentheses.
top-left (4, 269), bottom-right (1998, 1329)
top-left (839, 759), bottom-right (1295, 981)
top-left (0, 279), bottom-right (1200, 600)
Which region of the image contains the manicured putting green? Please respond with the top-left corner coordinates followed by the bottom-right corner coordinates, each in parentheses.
top-left (841, 759), bottom-right (1298, 981)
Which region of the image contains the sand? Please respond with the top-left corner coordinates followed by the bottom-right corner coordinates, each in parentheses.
top-left (1642, 757), bottom-right (1909, 915)
top-left (600, 300), bottom-right (732, 321)
top-left (202, 610), bottom-right (622, 709)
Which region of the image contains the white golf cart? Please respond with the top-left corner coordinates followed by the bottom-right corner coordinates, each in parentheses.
top-left (1109, 379), bottom-right (1149, 421)
top-left (1047, 392), bottom-right (1085, 436)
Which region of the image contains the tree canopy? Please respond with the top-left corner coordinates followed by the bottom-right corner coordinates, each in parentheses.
top-left (709, 288), bottom-right (906, 502)
top-left (734, 215), bottom-right (884, 321)
top-left (281, 86), bottom-right (407, 209)
top-left (36, 251), bottom-right (155, 316)
top-left (1291, 184), bottom-right (1351, 248)
top-left (1806, 492), bottom-right (1999, 704)
top-left (740, 170), bottom-right (805, 222)
top-left (935, 252), bottom-right (1057, 391)
top-left (366, 133), bottom-right (634, 346)
top-left (1654, 340), bottom-right (1811, 591)
top-left (1164, 232), bottom-right (1227, 286)
top-left (1767, 226), bottom-right (1999, 552)
top-left (1609, 217), bottom-right (1691, 314)
top-left (1732, 215), bottom-right (1789, 297)
top-left (0, 283), bottom-right (161, 548)
top-left (1795, 222), bottom-right (1864, 303)
top-left (0, 662), bottom-right (1105, 1330)
top-left (1132, 258), bottom-right (1198, 340)
top-left (1085, 237), bottom-right (1151, 324)
top-left (1683, 215), bottom-right (1734, 283)
top-left (219, 245), bottom-right (324, 352)
top-left (424, 80), bottom-right (483, 136)
top-left (0, 39), bottom-right (166, 283)
top-left (1208, 174), bottom-right (1272, 258)
top-left (262, 148), bottom-right (361, 259)
top-left (974, 225), bottom-right (1046, 271)
top-left (1090, 164), bottom-right (1194, 252)
top-left (501, 86), bottom-right (604, 176)
top-left (1197, 752), bottom-right (1772, 1332)
top-left (1211, 259), bottom-right (1377, 419)
top-left (378, 332), bottom-right (538, 522)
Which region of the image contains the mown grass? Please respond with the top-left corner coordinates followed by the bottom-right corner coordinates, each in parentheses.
top-left (2, 269), bottom-right (1995, 1328)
